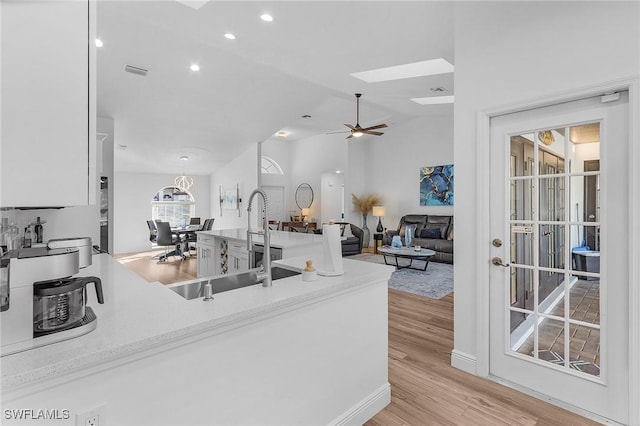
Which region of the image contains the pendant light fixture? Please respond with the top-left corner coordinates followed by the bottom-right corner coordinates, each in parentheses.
top-left (175, 155), bottom-right (194, 192)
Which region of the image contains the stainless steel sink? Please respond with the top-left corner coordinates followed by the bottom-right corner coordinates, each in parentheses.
top-left (167, 266), bottom-right (300, 300)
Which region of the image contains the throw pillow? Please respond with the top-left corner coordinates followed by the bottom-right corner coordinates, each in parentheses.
top-left (419, 224), bottom-right (448, 239)
top-left (447, 223), bottom-right (454, 240)
top-left (420, 227), bottom-right (442, 239)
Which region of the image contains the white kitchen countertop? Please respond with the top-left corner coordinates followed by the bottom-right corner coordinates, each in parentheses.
top-left (1, 253), bottom-right (393, 390)
top-left (197, 228), bottom-right (322, 248)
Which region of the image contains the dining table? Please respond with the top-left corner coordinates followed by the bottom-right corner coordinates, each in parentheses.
top-left (159, 224), bottom-right (201, 261)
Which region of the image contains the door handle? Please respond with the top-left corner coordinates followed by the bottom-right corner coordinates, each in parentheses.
top-left (492, 257), bottom-right (510, 267)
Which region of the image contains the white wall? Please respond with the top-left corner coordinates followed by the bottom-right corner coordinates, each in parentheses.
top-left (261, 139), bottom-right (292, 222)
top-left (345, 136), bottom-right (367, 226)
top-left (453, 1), bottom-right (639, 366)
top-left (321, 172), bottom-right (345, 223)
top-left (366, 114), bottom-right (454, 234)
top-left (113, 172), bottom-right (210, 254)
top-left (209, 143), bottom-right (258, 230)
top-left (288, 134), bottom-right (348, 224)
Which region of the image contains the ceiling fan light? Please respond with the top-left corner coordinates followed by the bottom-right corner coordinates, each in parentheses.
top-left (352, 130), bottom-right (364, 137)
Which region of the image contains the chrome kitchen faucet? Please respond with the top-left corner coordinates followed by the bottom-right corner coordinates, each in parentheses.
top-left (247, 189), bottom-right (272, 287)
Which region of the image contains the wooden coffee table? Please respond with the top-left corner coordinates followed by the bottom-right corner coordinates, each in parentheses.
top-left (378, 245), bottom-right (436, 271)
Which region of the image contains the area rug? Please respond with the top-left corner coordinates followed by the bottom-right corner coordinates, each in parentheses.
top-left (350, 253), bottom-right (453, 299)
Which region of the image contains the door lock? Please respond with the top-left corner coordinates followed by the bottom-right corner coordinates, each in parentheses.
top-left (492, 239), bottom-right (503, 247)
top-left (491, 257), bottom-right (510, 268)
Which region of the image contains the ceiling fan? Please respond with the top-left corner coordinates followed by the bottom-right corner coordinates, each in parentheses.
top-left (329, 93), bottom-right (388, 139)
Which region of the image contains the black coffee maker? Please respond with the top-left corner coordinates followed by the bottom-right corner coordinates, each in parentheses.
top-left (1, 242), bottom-right (105, 356)
top-left (33, 275), bottom-right (103, 337)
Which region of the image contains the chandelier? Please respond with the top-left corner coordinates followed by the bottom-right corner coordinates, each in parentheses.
top-left (175, 155), bottom-right (194, 192)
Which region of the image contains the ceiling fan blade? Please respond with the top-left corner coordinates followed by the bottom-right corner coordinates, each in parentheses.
top-left (326, 130), bottom-right (350, 134)
top-left (344, 123), bottom-right (356, 130)
top-left (346, 133), bottom-right (354, 139)
top-left (361, 123), bottom-right (388, 131)
top-left (362, 130), bottom-right (384, 136)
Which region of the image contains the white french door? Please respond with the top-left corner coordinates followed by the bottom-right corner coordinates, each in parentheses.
top-left (489, 92), bottom-right (629, 423)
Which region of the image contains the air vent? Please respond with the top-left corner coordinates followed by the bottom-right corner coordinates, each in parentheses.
top-left (124, 65), bottom-right (148, 77)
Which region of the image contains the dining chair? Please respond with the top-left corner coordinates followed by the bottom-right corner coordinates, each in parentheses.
top-left (189, 217), bottom-right (201, 226)
top-left (205, 218), bottom-right (215, 230)
top-left (201, 218), bottom-right (211, 232)
top-left (156, 221), bottom-right (183, 262)
top-left (147, 220), bottom-right (157, 244)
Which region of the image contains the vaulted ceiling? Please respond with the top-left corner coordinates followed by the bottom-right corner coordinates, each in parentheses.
top-left (96, 1), bottom-right (455, 175)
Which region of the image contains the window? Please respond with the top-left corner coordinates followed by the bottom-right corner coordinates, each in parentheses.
top-left (261, 156), bottom-right (283, 174)
top-left (151, 186), bottom-right (195, 227)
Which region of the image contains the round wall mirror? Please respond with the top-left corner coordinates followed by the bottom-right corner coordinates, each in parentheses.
top-left (295, 183), bottom-right (314, 209)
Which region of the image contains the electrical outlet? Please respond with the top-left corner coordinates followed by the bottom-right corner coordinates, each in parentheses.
top-left (76, 404), bottom-right (106, 426)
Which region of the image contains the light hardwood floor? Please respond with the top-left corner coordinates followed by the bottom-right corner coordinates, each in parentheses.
top-left (366, 290), bottom-right (598, 426)
top-left (116, 252), bottom-right (596, 425)
top-left (115, 249), bottom-right (196, 284)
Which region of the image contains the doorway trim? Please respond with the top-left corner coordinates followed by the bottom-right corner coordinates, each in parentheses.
top-left (474, 76), bottom-right (639, 423)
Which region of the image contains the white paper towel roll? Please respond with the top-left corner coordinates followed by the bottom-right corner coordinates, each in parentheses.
top-left (317, 224), bottom-right (344, 276)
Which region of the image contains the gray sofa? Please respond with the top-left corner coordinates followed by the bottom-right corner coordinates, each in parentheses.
top-left (382, 214), bottom-right (453, 263)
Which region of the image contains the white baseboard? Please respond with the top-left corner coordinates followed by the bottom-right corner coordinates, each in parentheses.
top-left (451, 349), bottom-right (477, 374)
top-left (330, 383), bottom-right (391, 426)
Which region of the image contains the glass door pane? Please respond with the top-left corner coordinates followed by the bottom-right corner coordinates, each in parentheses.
top-left (508, 122), bottom-right (601, 378)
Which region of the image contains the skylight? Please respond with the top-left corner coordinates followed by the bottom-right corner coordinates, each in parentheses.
top-left (411, 96), bottom-right (455, 105)
top-left (350, 58), bottom-right (454, 83)
top-left (175, 0), bottom-right (210, 10)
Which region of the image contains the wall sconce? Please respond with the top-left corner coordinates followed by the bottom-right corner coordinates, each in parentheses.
top-left (372, 206), bottom-right (386, 232)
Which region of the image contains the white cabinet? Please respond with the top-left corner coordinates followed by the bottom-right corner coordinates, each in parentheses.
top-left (227, 241), bottom-right (249, 274)
top-left (196, 243), bottom-right (215, 278)
top-left (197, 235), bottom-right (249, 278)
top-left (0, 0), bottom-right (96, 207)
top-left (196, 235), bottom-right (216, 278)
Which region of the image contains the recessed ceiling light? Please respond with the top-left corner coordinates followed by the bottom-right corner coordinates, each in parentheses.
top-left (190, 64), bottom-right (200, 72)
top-left (224, 33), bottom-right (236, 40)
top-left (335, 170), bottom-right (342, 174)
top-left (410, 95), bottom-right (455, 105)
top-left (260, 14), bottom-right (273, 22)
top-left (95, 38), bottom-right (103, 47)
top-left (276, 131), bottom-right (288, 138)
top-left (180, 155), bottom-right (189, 161)
top-left (350, 58), bottom-right (454, 83)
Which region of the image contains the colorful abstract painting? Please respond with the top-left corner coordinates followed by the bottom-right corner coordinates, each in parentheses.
top-left (420, 164), bottom-right (454, 206)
